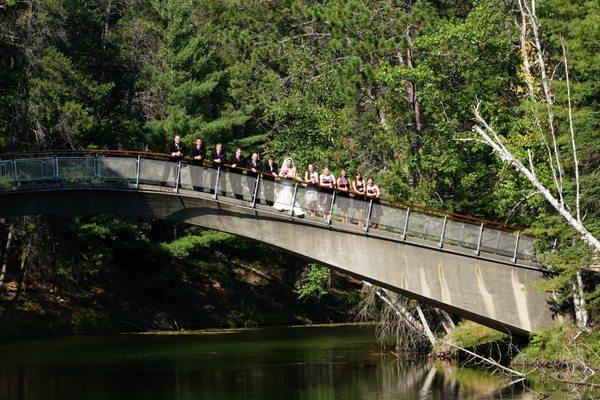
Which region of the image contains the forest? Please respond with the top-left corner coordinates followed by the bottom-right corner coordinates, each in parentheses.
top-left (0, 0), bottom-right (598, 382)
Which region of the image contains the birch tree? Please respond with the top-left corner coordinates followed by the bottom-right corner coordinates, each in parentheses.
top-left (471, 0), bottom-right (598, 329)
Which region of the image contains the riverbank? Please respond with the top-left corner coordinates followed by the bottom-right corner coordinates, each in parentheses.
top-left (0, 247), bottom-right (363, 340)
top-left (447, 321), bottom-right (600, 398)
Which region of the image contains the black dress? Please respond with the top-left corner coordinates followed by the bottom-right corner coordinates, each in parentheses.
top-left (367, 186), bottom-right (381, 222)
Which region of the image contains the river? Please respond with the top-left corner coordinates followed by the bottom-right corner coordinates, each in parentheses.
top-left (0, 324), bottom-right (556, 399)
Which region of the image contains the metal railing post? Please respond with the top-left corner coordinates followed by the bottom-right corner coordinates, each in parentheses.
top-left (174, 161), bottom-right (181, 194)
top-left (53, 155), bottom-right (59, 181)
top-left (364, 199), bottom-right (374, 232)
top-left (512, 231), bottom-right (521, 263)
top-left (135, 156), bottom-right (141, 189)
top-left (475, 223), bottom-right (484, 256)
top-left (213, 166), bottom-right (221, 199)
top-left (290, 182), bottom-right (298, 217)
top-left (494, 231), bottom-right (501, 255)
top-left (327, 190), bottom-right (336, 225)
top-left (251, 174), bottom-right (261, 208)
top-left (438, 216), bottom-right (447, 248)
top-left (401, 207), bottom-right (410, 240)
top-left (12, 159), bottom-right (18, 187)
top-left (94, 154), bottom-right (100, 179)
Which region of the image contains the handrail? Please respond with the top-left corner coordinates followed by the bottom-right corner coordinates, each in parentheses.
top-left (0, 150), bottom-right (528, 233)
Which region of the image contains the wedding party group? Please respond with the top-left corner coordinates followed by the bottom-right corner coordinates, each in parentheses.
top-left (166, 135), bottom-right (382, 226)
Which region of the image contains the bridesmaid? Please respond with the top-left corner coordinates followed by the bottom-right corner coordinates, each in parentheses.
top-left (319, 166), bottom-right (336, 220)
top-left (366, 177), bottom-right (381, 229)
top-left (352, 172), bottom-right (366, 227)
top-left (336, 169), bottom-right (351, 223)
top-left (304, 163), bottom-right (319, 217)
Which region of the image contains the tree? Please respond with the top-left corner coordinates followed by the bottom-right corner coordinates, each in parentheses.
top-left (471, 0), bottom-right (600, 329)
top-left (141, 0), bottom-right (249, 149)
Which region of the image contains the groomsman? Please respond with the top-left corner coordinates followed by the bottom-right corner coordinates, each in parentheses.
top-left (229, 148), bottom-right (245, 169)
top-left (262, 156), bottom-right (278, 205)
top-left (162, 134), bottom-right (186, 187)
top-left (190, 138), bottom-right (206, 163)
top-left (229, 148), bottom-right (245, 199)
top-left (246, 152), bottom-right (262, 173)
top-left (210, 143), bottom-right (227, 195)
top-left (166, 134), bottom-right (186, 159)
top-left (189, 138), bottom-right (206, 191)
top-left (211, 143), bottom-right (227, 165)
top-left (246, 152), bottom-right (262, 200)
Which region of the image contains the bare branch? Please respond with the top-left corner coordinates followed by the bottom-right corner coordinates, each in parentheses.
top-left (517, 0), bottom-right (564, 203)
top-left (442, 340), bottom-right (527, 377)
top-left (524, 0), bottom-right (565, 205)
top-left (471, 109), bottom-right (600, 253)
top-left (561, 38), bottom-right (581, 223)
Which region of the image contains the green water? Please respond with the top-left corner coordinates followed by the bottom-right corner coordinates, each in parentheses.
top-left (0, 324), bottom-right (549, 399)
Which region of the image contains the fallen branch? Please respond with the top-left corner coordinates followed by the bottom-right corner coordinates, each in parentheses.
top-left (443, 340), bottom-right (527, 377)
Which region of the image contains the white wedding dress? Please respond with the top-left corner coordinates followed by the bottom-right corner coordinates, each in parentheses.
top-left (273, 177), bottom-right (305, 217)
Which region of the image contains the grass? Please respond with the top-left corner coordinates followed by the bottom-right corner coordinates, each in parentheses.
top-left (450, 320), bottom-right (508, 348)
top-left (513, 323), bottom-right (600, 370)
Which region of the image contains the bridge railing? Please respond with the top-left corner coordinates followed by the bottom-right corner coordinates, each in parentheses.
top-left (0, 152), bottom-right (536, 263)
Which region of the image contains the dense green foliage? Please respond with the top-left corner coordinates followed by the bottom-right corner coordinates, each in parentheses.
top-left (0, 0), bottom-right (598, 334)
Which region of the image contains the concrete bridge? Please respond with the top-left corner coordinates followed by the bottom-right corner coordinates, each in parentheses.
top-left (0, 151), bottom-right (561, 335)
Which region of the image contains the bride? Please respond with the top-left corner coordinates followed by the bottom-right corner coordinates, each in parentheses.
top-left (273, 158), bottom-right (305, 217)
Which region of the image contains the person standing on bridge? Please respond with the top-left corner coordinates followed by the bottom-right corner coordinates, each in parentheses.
top-left (304, 164), bottom-right (319, 217)
top-left (161, 134), bottom-right (186, 187)
top-left (366, 177), bottom-right (381, 229)
top-left (210, 143), bottom-right (227, 195)
top-left (273, 158), bottom-right (304, 217)
top-left (190, 138), bottom-right (205, 163)
top-left (166, 134), bottom-right (186, 159)
top-left (337, 169), bottom-right (351, 223)
top-left (319, 166), bottom-right (336, 221)
top-left (246, 152), bottom-right (262, 173)
top-left (246, 153), bottom-right (262, 201)
top-left (229, 148), bottom-right (246, 199)
top-left (189, 138), bottom-right (206, 191)
top-left (262, 156), bottom-right (278, 206)
top-left (352, 172), bottom-right (366, 227)
top-left (211, 143), bottom-right (227, 165)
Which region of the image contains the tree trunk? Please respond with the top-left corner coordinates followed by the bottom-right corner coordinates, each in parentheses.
top-left (415, 304), bottom-right (437, 345)
top-left (0, 224), bottom-right (14, 288)
top-left (437, 309), bottom-right (455, 335)
top-left (573, 271), bottom-right (588, 329)
top-left (13, 236), bottom-right (32, 302)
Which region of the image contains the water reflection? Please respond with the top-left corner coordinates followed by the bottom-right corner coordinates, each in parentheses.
top-left (0, 325), bottom-right (556, 399)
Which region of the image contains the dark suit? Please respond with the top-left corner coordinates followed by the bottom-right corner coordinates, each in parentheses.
top-left (246, 159), bottom-right (263, 173)
top-left (210, 149), bottom-right (227, 165)
top-left (229, 154), bottom-right (246, 168)
top-left (162, 141), bottom-right (186, 186)
top-left (265, 161), bottom-right (278, 174)
top-left (166, 141), bottom-right (186, 158)
top-left (209, 149), bottom-right (227, 195)
top-left (229, 153), bottom-right (245, 199)
top-left (245, 159), bottom-right (262, 201)
top-left (263, 161), bottom-right (278, 205)
top-left (190, 145), bottom-right (206, 162)
top-left (189, 145), bottom-right (207, 191)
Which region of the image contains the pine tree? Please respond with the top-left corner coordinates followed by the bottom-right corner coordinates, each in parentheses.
top-left (143, 0), bottom-right (249, 149)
